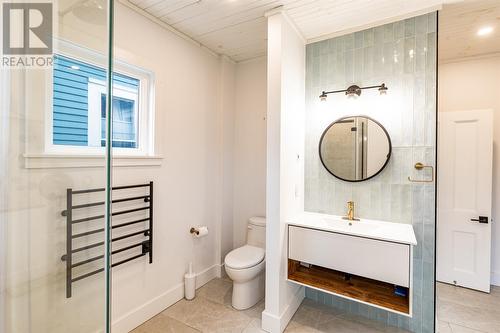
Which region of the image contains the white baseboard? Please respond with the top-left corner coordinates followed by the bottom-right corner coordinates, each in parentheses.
top-left (112, 282), bottom-right (184, 333)
top-left (491, 271), bottom-right (500, 287)
top-left (279, 287), bottom-right (305, 332)
top-left (196, 263), bottom-right (223, 288)
top-left (112, 264), bottom-right (222, 333)
top-left (262, 309), bottom-right (280, 333)
top-left (261, 286), bottom-right (304, 333)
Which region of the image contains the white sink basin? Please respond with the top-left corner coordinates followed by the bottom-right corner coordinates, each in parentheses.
top-left (287, 212), bottom-right (417, 245)
top-left (323, 217), bottom-right (381, 233)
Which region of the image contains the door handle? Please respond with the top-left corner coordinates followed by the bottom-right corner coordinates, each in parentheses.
top-left (470, 216), bottom-right (489, 224)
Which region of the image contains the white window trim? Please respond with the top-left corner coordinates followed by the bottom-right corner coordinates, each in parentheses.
top-left (23, 154), bottom-right (163, 169)
top-left (40, 39), bottom-right (159, 163)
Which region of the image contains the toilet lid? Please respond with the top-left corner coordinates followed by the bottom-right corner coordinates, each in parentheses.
top-left (225, 245), bottom-right (265, 269)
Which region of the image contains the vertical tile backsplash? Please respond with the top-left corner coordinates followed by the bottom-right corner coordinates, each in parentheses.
top-left (304, 12), bottom-right (437, 333)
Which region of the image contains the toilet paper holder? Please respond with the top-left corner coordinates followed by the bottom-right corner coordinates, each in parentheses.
top-left (190, 226), bottom-right (208, 237)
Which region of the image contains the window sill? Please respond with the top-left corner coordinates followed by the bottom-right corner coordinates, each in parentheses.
top-left (23, 153), bottom-right (163, 169)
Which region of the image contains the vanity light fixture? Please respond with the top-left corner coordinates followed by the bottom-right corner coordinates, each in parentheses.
top-left (319, 83), bottom-right (388, 101)
top-left (346, 85), bottom-right (362, 97)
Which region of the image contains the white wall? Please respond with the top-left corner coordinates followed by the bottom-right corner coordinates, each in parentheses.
top-left (439, 55), bottom-right (500, 286)
top-left (233, 57), bottom-right (267, 249)
top-left (263, 10), bottom-right (305, 333)
top-left (219, 56), bottom-right (237, 263)
top-left (112, 4), bottom-right (233, 330)
top-left (2, 2), bottom-right (236, 332)
top-left (0, 67), bottom-right (10, 333)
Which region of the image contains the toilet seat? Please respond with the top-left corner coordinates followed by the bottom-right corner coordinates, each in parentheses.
top-left (225, 245), bottom-right (265, 270)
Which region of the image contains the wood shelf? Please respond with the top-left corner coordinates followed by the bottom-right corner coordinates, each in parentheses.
top-left (288, 259), bottom-right (410, 314)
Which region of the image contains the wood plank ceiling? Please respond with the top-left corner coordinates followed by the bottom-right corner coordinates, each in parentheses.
top-left (126, 0), bottom-right (447, 62)
top-left (439, 0), bottom-right (500, 61)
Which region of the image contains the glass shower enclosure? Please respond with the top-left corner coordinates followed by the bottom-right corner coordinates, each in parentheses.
top-left (1, 0), bottom-right (114, 331)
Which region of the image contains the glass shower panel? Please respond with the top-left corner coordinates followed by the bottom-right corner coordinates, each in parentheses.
top-left (109, 3), bottom-right (156, 325)
top-left (0, 0), bottom-right (112, 331)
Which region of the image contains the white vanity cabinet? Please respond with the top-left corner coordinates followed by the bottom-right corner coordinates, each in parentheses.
top-left (287, 213), bottom-right (417, 316)
top-left (288, 226), bottom-right (411, 287)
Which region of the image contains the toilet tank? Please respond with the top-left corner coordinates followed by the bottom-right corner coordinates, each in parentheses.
top-left (247, 216), bottom-right (266, 249)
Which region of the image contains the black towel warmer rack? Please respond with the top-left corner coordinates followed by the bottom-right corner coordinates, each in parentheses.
top-left (61, 182), bottom-right (153, 298)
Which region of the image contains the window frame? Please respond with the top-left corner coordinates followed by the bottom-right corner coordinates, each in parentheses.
top-left (87, 77), bottom-right (141, 151)
top-left (45, 40), bottom-right (155, 157)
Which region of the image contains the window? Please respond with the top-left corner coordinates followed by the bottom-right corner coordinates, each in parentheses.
top-left (87, 77), bottom-right (139, 149)
top-left (101, 95), bottom-right (137, 148)
top-left (51, 54), bottom-right (153, 155)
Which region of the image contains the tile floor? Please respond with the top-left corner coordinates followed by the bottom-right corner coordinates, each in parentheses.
top-left (132, 278), bottom-right (500, 333)
top-left (436, 282), bottom-right (500, 333)
top-left (132, 277), bottom-right (409, 333)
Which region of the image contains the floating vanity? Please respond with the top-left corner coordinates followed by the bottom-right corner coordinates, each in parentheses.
top-left (287, 212), bottom-right (417, 316)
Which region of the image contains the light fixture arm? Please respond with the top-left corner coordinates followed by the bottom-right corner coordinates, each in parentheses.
top-left (319, 83), bottom-right (388, 100)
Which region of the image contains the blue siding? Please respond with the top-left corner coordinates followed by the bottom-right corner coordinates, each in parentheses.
top-left (52, 54), bottom-right (140, 146)
top-left (53, 55), bottom-right (90, 145)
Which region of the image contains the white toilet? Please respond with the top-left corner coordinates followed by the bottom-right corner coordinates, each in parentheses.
top-left (224, 216), bottom-right (266, 310)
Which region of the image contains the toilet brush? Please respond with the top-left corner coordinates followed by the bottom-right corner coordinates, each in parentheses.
top-left (184, 262), bottom-right (196, 300)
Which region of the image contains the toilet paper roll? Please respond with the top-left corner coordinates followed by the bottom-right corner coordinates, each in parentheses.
top-left (194, 226), bottom-right (208, 238)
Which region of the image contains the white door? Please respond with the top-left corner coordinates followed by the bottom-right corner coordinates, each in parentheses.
top-left (437, 109), bottom-right (493, 292)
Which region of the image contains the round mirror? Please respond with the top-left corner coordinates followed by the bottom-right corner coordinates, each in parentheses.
top-left (319, 116), bottom-right (391, 182)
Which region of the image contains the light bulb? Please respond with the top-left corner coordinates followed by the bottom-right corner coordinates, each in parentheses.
top-left (378, 83), bottom-right (388, 95)
top-left (477, 26), bottom-right (494, 36)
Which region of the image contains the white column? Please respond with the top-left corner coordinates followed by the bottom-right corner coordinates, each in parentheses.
top-left (262, 8), bottom-right (306, 333)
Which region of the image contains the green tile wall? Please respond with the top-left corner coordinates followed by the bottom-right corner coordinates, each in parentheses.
top-left (304, 12), bottom-right (437, 333)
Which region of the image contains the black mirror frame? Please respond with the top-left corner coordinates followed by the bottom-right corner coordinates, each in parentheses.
top-left (318, 115), bottom-right (392, 182)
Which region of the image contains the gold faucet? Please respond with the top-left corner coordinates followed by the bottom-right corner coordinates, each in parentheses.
top-left (347, 201), bottom-right (355, 220)
top-left (346, 201), bottom-right (355, 221)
